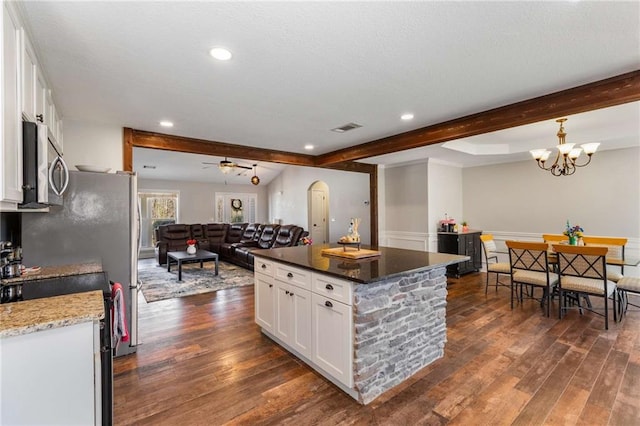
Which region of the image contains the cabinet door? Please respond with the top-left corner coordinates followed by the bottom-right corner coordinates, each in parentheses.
top-left (1, 2), bottom-right (23, 205)
top-left (311, 293), bottom-right (353, 388)
top-left (275, 281), bottom-right (312, 359)
top-left (291, 285), bottom-right (312, 358)
top-left (35, 68), bottom-right (47, 123)
top-left (21, 30), bottom-right (37, 122)
top-left (254, 273), bottom-right (275, 332)
top-left (275, 282), bottom-right (293, 343)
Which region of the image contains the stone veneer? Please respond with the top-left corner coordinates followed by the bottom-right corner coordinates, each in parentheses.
top-left (352, 266), bottom-right (448, 404)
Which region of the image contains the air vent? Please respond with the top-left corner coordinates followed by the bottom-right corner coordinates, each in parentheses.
top-left (331, 122), bottom-right (363, 133)
top-left (143, 165), bottom-right (156, 169)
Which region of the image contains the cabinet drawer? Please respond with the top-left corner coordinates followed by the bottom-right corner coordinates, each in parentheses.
top-left (254, 257), bottom-right (274, 277)
top-left (275, 263), bottom-right (311, 290)
top-left (312, 274), bottom-right (353, 306)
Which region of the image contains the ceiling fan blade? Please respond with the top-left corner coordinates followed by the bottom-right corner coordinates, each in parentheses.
top-left (235, 164), bottom-right (252, 170)
top-left (202, 161), bottom-right (218, 165)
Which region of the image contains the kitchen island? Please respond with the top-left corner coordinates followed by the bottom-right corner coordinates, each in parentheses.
top-left (253, 245), bottom-right (468, 404)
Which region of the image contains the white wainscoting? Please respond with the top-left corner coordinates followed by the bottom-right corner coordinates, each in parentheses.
top-left (380, 231), bottom-right (433, 252)
top-left (482, 231), bottom-right (640, 278)
top-left (380, 230), bottom-right (639, 278)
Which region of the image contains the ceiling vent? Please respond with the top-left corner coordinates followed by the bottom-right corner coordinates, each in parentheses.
top-left (331, 122), bottom-right (363, 133)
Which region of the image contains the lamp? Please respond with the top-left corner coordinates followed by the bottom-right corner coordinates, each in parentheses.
top-left (218, 158), bottom-right (234, 174)
top-left (530, 118), bottom-right (599, 176)
top-left (250, 164), bottom-right (260, 185)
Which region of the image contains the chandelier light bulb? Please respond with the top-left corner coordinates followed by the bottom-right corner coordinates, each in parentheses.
top-left (581, 142), bottom-right (600, 155)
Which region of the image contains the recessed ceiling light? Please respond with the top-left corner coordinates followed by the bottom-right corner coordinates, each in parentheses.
top-left (401, 113), bottom-right (414, 121)
top-left (159, 121), bottom-right (173, 127)
top-left (304, 144), bottom-right (314, 150)
top-left (209, 47), bottom-right (232, 61)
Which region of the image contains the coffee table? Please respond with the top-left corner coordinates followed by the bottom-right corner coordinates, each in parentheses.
top-left (167, 249), bottom-right (219, 281)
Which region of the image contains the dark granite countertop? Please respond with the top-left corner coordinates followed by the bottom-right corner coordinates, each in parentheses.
top-left (252, 245), bottom-right (468, 284)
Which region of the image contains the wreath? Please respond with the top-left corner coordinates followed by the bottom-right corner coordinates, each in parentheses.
top-left (231, 199), bottom-right (243, 210)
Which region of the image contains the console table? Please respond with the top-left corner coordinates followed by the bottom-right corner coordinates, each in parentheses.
top-left (437, 230), bottom-right (482, 278)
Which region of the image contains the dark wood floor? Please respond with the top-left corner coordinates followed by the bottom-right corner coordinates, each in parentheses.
top-left (114, 270), bottom-right (640, 425)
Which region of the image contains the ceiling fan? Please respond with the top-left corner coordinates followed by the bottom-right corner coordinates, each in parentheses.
top-left (202, 157), bottom-right (252, 174)
top-left (202, 158), bottom-right (262, 185)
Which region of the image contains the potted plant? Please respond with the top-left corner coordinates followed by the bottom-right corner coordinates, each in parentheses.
top-left (462, 221), bottom-right (469, 232)
top-left (563, 221), bottom-right (584, 245)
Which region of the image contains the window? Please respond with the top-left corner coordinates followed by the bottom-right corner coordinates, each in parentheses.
top-left (215, 192), bottom-right (257, 223)
top-left (138, 190), bottom-right (179, 249)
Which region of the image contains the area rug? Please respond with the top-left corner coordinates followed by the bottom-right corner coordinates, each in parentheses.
top-left (138, 261), bottom-right (254, 303)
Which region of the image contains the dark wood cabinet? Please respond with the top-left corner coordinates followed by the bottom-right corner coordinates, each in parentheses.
top-left (437, 231), bottom-right (482, 278)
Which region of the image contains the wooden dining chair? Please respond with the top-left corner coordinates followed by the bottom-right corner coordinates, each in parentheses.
top-left (553, 245), bottom-right (617, 330)
top-left (581, 236), bottom-right (627, 283)
top-left (479, 234), bottom-right (511, 294)
top-left (506, 241), bottom-right (558, 317)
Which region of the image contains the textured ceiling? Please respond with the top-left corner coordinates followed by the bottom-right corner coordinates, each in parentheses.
top-left (18, 1), bottom-right (640, 182)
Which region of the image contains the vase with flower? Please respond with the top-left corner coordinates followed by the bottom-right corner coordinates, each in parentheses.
top-left (563, 221), bottom-right (584, 246)
top-left (186, 239), bottom-right (197, 254)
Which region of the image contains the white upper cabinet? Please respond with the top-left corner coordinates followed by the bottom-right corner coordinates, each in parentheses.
top-left (21, 28), bottom-right (37, 123)
top-left (35, 66), bottom-right (46, 124)
top-left (1, 1), bottom-right (24, 208)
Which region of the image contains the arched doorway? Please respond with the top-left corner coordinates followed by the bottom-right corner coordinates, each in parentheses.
top-left (308, 181), bottom-right (329, 244)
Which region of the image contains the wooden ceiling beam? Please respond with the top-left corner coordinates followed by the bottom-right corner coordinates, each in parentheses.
top-left (314, 70), bottom-right (640, 165)
top-left (127, 129), bottom-right (375, 174)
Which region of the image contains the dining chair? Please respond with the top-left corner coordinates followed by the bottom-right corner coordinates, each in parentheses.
top-left (582, 236), bottom-right (627, 283)
top-left (506, 241), bottom-right (558, 317)
top-left (553, 245), bottom-right (617, 330)
top-left (616, 276), bottom-right (640, 317)
top-left (479, 234), bottom-right (511, 294)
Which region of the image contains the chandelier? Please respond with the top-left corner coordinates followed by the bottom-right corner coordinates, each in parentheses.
top-left (530, 118), bottom-right (600, 176)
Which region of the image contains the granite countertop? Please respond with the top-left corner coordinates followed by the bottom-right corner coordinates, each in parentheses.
top-left (0, 262), bottom-right (103, 284)
top-left (0, 290), bottom-right (105, 338)
top-left (253, 245), bottom-right (469, 283)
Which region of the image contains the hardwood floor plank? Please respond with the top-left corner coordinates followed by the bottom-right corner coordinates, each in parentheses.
top-left (113, 270), bottom-right (640, 425)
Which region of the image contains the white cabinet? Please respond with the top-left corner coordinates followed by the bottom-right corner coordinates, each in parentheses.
top-left (312, 292), bottom-right (353, 388)
top-left (275, 281), bottom-right (312, 359)
top-left (255, 271), bottom-right (275, 332)
top-left (1, 1), bottom-right (23, 209)
top-left (0, 321), bottom-right (101, 425)
top-left (21, 29), bottom-right (37, 122)
top-left (35, 67), bottom-right (47, 123)
top-left (254, 257), bottom-right (354, 389)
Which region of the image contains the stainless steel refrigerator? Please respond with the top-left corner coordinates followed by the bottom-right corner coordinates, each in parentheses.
top-left (21, 170), bottom-right (139, 357)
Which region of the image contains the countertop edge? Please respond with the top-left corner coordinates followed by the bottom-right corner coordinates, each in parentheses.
top-left (253, 249), bottom-right (469, 284)
top-left (0, 290), bottom-right (105, 338)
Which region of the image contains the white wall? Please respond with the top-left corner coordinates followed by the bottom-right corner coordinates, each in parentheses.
top-left (63, 120), bottom-right (123, 172)
top-left (138, 178), bottom-right (269, 224)
top-left (463, 147), bottom-right (640, 276)
top-left (384, 162), bottom-right (429, 232)
top-left (267, 166), bottom-right (371, 244)
top-left (427, 160), bottom-right (463, 234)
top-left (463, 147), bottom-right (639, 237)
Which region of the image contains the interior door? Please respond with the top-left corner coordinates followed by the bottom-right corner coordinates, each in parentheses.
top-left (310, 188), bottom-right (327, 244)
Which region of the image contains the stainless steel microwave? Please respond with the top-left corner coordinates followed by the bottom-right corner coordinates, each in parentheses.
top-left (19, 121), bottom-right (69, 209)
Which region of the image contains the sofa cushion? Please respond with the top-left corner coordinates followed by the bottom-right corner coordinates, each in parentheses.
top-left (272, 225), bottom-right (303, 248)
top-left (256, 224), bottom-right (281, 249)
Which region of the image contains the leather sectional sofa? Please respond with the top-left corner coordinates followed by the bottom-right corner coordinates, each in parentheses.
top-left (154, 223), bottom-right (306, 270)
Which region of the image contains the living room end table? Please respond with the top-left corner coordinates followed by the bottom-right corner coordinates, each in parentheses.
top-left (167, 249), bottom-right (219, 282)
